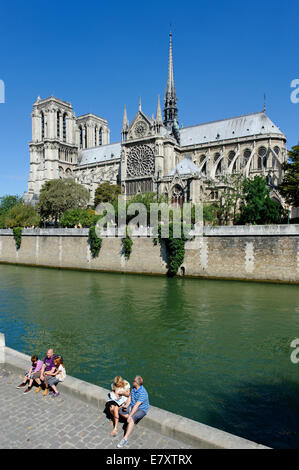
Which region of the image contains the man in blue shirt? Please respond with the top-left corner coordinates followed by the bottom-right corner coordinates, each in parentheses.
top-left (117, 375), bottom-right (149, 448)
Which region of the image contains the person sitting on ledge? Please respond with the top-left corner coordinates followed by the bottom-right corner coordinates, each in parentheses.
top-left (107, 375), bottom-right (130, 437)
top-left (47, 356), bottom-right (66, 397)
top-left (117, 375), bottom-right (149, 448)
top-left (34, 348), bottom-right (56, 396)
top-left (16, 355), bottom-right (43, 394)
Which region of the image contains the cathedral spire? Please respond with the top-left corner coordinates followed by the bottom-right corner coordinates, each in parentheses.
top-left (164, 29), bottom-right (178, 131)
top-left (156, 95), bottom-right (162, 124)
top-left (122, 104), bottom-right (129, 130)
top-left (121, 104), bottom-right (129, 141)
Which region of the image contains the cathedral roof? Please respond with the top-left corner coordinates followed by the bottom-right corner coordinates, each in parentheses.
top-left (179, 111), bottom-right (285, 147)
top-left (168, 156), bottom-right (201, 176)
top-left (78, 142), bottom-right (121, 166)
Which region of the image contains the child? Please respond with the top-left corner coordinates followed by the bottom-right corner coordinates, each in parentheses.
top-left (16, 355), bottom-right (43, 394)
top-left (107, 376), bottom-right (130, 436)
top-left (46, 357), bottom-right (66, 397)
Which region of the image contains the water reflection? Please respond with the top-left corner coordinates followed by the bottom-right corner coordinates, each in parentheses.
top-left (0, 264), bottom-right (298, 448)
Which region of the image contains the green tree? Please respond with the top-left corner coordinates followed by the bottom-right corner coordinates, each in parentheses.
top-left (278, 145), bottom-right (299, 207)
top-left (237, 176), bottom-right (282, 225)
top-left (94, 182), bottom-right (121, 208)
top-left (202, 204), bottom-right (219, 225)
top-left (0, 195), bottom-right (21, 215)
top-left (3, 203), bottom-right (40, 228)
top-left (60, 208), bottom-right (100, 228)
top-left (206, 174), bottom-right (244, 225)
top-left (38, 179), bottom-right (90, 223)
top-left (126, 192), bottom-right (168, 225)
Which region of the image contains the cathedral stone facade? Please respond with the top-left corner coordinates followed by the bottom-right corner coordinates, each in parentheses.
top-left (26, 32), bottom-right (287, 208)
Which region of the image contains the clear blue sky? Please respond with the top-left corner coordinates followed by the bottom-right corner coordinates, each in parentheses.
top-left (0, 0), bottom-right (298, 197)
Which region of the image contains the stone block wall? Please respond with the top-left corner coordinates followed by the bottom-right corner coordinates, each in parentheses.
top-left (0, 226), bottom-right (298, 283)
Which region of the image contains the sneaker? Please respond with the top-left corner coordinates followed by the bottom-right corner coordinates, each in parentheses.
top-left (35, 386), bottom-right (42, 393)
top-left (24, 387), bottom-right (32, 394)
top-left (16, 383), bottom-right (26, 389)
top-left (117, 438), bottom-right (128, 448)
top-left (43, 389), bottom-right (49, 396)
top-left (52, 392), bottom-right (60, 398)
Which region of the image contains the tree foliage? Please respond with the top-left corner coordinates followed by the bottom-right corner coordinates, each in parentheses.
top-left (278, 145), bottom-right (299, 207)
top-left (0, 195), bottom-right (22, 215)
top-left (38, 179), bottom-right (90, 223)
top-left (206, 174), bottom-right (244, 225)
top-left (1, 203), bottom-right (40, 228)
top-left (60, 208), bottom-right (100, 228)
top-left (237, 176), bottom-right (282, 225)
top-left (94, 182), bottom-right (121, 208)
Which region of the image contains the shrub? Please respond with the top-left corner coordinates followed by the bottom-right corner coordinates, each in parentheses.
top-left (122, 234), bottom-right (133, 260)
top-left (3, 203), bottom-right (40, 228)
top-left (88, 226), bottom-right (102, 258)
top-left (60, 208), bottom-right (100, 228)
top-left (13, 227), bottom-right (22, 250)
top-left (158, 222), bottom-right (188, 277)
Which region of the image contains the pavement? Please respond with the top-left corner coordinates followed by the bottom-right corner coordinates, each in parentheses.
top-left (0, 366), bottom-right (193, 450)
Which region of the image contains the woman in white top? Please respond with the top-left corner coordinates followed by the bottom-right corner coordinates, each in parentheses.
top-left (46, 357), bottom-right (66, 397)
top-left (108, 376), bottom-right (130, 436)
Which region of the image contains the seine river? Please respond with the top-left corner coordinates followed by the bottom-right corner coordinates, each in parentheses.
top-left (0, 264), bottom-right (299, 448)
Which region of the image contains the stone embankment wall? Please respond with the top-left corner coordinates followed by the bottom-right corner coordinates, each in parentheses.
top-left (0, 225), bottom-right (298, 283)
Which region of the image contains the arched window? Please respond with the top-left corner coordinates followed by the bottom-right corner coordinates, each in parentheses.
top-left (63, 113), bottom-right (67, 142)
top-left (243, 149), bottom-right (251, 166)
top-left (41, 112), bottom-right (45, 139)
top-left (57, 111), bottom-right (60, 138)
top-left (216, 161), bottom-right (222, 175)
top-left (95, 127), bottom-right (97, 147)
top-left (228, 151), bottom-right (235, 168)
top-left (79, 126), bottom-right (83, 148)
top-left (84, 126), bottom-right (87, 148)
top-left (171, 185), bottom-right (184, 207)
top-left (257, 147), bottom-right (267, 169)
top-left (201, 162), bottom-right (207, 175)
top-left (99, 128), bottom-right (102, 146)
top-left (214, 152), bottom-right (220, 163)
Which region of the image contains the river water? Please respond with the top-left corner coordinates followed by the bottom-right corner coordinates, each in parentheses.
top-left (0, 264), bottom-right (298, 448)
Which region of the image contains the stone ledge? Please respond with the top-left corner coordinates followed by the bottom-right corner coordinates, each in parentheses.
top-left (0, 224), bottom-right (298, 237)
top-left (3, 345), bottom-right (269, 449)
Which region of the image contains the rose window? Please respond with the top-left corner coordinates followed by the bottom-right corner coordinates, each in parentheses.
top-left (127, 145), bottom-right (155, 177)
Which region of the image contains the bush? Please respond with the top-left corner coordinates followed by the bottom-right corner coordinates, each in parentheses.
top-left (158, 223), bottom-right (188, 277)
top-left (60, 208), bottom-right (100, 228)
top-left (122, 234), bottom-right (133, 260)
top-left (13, 227), bottom-right (22, 250)
top-left (88, 226), bottom-right (102, 258)
top-left (3, 203), bottom-right (40, 228)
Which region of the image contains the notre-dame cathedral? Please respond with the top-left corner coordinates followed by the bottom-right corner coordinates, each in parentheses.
top-left (26, 32), bottom-right (287, 207)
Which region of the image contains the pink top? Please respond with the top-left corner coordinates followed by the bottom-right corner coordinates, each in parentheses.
top-left (33, 359), bottom-right (43, 372)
